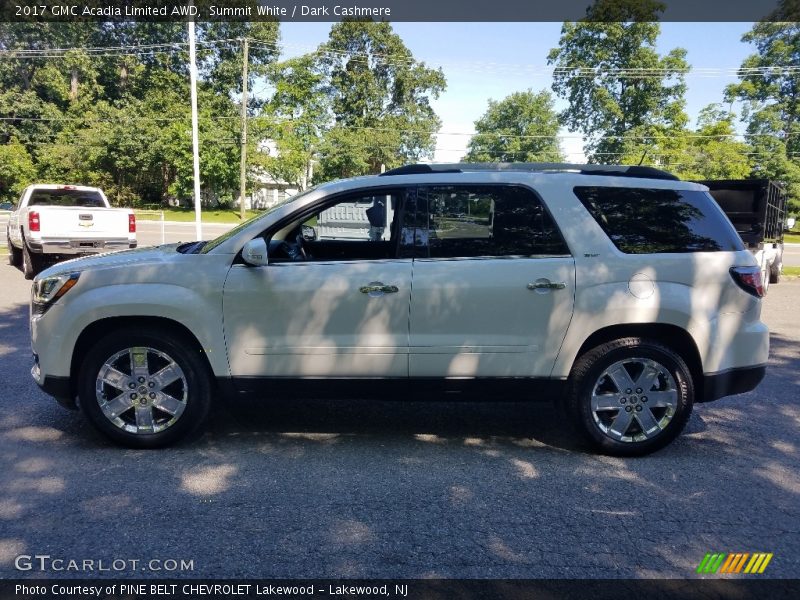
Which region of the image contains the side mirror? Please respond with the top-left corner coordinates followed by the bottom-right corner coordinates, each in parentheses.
top-left (242, 238), bottom-right (269, 266)
top-left (301, 224), bottom-right (317, 241)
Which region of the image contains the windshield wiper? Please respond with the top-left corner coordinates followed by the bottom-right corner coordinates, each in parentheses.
top-left (176, 241), bottom-right (208, 254)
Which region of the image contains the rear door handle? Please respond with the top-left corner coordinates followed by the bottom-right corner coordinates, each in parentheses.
top-left (527, 280), bottom-right (567, 291)
top-left (360, 282), bottom-right (399, 295)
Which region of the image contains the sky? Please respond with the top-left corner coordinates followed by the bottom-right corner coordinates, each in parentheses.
top-left (273, 22), bottom-right (756, 163)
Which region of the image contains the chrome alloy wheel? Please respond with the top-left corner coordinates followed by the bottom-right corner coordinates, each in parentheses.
top-left (589, 358), bottom-right (678, 443)
top-left (95, 347), bottom-right (188, 435)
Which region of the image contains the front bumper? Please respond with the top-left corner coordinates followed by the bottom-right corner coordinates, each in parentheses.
top-left (31, 358), bottom-right (76, 410)
top-left (701, 364), bottom-right (767, 403)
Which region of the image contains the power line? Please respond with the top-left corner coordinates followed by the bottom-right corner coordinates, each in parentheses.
top-left (3, 37), bottom-right (799, 79)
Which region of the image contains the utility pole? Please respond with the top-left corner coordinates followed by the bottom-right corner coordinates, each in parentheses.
top-left (239, 37), bottom-right (249, 221)
top-left (188, 20), bottom-right (202, 241)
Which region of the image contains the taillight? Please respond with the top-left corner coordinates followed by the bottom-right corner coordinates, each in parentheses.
top-left (128, 214), bottom-right (136, 233)
top-left (730, 266), bottom-right (764, 298)
top-left (29, 211), bottom-right (40, 232)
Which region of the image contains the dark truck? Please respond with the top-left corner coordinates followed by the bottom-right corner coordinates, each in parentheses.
top-left (698, 179), bottom-right (787, 291)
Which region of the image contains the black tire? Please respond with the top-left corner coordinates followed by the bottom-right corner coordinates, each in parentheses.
top-left (21, 241), bottom-right (41, 280)
top-left (769, 260), bottom-right (781, 285)
top-left (7, 235), bottom-right (22, 268)
top-left (566, 337), bottom-right (694, 457)
top-left (78, 326), bottom-right (212, 448)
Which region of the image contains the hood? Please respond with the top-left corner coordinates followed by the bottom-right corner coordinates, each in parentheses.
top-left (36, 244), bottom-right (181, 279)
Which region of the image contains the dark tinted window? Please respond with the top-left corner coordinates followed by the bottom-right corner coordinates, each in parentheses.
top-left (419, 185), bottom-right (569, 258)
top-left (573, 187), bottom-right (744, 254)
top-left (28, 189), bottom-right (105, 208)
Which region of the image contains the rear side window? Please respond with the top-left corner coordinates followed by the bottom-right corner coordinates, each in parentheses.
top-left (28, 189), bottom-right (105, 208)
top-left (573, 187), bottom-right (745, 253)
top-left (419, 185), bottom-right (570, 258)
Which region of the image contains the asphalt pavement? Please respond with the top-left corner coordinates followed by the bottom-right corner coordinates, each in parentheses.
top-left (782, 243), bottom-right (800, 267)
top-left (0, 261), bottom-right (798, 579)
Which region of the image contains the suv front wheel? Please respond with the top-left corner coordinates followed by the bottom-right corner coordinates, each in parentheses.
top-left (77, 326), bottom-right (212, 448)
top-left (567, 338), bottom-right (693, 456)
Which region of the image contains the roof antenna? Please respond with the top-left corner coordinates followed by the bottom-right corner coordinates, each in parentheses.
top-left (638, 149), bottom-right (648, 166)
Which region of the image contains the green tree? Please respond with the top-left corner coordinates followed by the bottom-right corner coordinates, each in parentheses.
top-left (0, 21), bottom-right (269, 207)
top-left (315, 21), bottom-right (446, 179)
top-left (726, 13), bottom-right (800, 213)
top-left (674, 105), bottom-right (752, 180)
top-left (547, 0), bottom-right (689, 163)
top-left (0, 136), bottom-right (35, 202)
top-left (464, 90), bottom-right (564, 162)
top-left (254, 54), bottom-right (330, 190)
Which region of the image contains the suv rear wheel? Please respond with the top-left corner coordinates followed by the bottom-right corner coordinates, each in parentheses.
top-left (77, 326), bottom-right (212, 448)
top-left (567, 337), bottom-right (693, 456)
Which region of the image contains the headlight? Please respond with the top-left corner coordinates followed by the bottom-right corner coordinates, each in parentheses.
top-left (32, 272), bottom-right (80, 308)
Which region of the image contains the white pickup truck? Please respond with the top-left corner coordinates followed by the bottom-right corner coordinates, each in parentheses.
top-left (6, 184), bottom-right (137, 279)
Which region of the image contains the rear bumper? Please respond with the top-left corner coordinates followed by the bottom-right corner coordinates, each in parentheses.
top-left (701, 364), bottom-right (767, 403)
top-left (30, 238), bottom-right (136, 254)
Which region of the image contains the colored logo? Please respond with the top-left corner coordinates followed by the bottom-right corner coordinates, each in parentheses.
top-left (696, 553), bottom-right (773, 574)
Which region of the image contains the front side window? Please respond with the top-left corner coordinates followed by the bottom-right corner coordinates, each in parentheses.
top-left (417, 185), bottom-right (569, 258)
top-left (573, 186), bottom-right (745, 254)
top-left (272, 191), bottom-right (404, 262)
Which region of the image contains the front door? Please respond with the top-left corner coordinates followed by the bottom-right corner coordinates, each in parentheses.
top-left (223, 189), bottom-right (412, 379)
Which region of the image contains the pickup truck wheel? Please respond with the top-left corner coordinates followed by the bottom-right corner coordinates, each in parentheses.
top-left (21, 242), bottom-right (41, 279)
top-left (566, 338), bottom-right (693, 457)
top-left (77, 327), bottom-right (212, 448)
top-left (769, 259), bottom-right (781, 285)
top-left (7, 235), bottom-right (21, 268)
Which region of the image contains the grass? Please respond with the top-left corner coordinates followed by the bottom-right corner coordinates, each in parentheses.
top-left (134, 207), bottom-right (262, 224)
top-left (782, 266), bottom-right (800, 278)
top-left (784, 232), bottom-right (800, 244)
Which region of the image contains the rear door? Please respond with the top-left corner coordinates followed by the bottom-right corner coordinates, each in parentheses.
top-left (408, 184), bottom-right (576, 378)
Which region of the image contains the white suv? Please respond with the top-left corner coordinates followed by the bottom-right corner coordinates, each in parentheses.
top-left (29, 163), bottom-right (769, 455)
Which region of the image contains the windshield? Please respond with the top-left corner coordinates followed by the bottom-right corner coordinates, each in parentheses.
top-left (200, 185), bottom-right (320, 254)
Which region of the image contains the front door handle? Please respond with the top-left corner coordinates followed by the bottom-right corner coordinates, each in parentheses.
top-left (527, 280), bottom-right (567, 291)
top-left (360, 282), bottom-right (399, 295)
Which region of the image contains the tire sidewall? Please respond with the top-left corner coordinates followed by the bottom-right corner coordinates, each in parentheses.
top-left (78, 328), bottom-right (211, 448)
top-left (7, 235), bottom-right (21, 267)
top-left (22, 242), bottom-right (35, 279)
top-left (572, 340), bottom-right (693, 456)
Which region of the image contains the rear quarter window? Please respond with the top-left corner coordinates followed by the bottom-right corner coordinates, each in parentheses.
top-left (573, 186), bottom-right (745, 253)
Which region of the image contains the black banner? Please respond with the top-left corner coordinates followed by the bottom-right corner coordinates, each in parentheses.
top-left (0, 0), bottom-right (794, 23)
top-left (2, 580), bottom-right (800, 600)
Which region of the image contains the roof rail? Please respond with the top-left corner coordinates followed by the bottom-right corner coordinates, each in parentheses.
top-left (380, 162), bottom-right (679, 181)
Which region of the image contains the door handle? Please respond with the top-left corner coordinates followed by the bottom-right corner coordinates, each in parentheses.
top-left (527, 281), bottom-right (567, 290)
top-left (360, 282), bottom-right (399, 295)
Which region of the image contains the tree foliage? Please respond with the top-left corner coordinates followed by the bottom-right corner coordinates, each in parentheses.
top-left (726, 13), bottom-right (800, 213)
top-left (464, 90), bottom-right (564, 163)
top-left (313, 21), bottom-right (446, 180)
top-left (1, 20), bottom-right (446, 206)
top-left (0, 136), bottom-right (35, 202)
top-left (548, 0), bottom-right (689, 162)
top-left (0, 22), bottom-right (278, 207)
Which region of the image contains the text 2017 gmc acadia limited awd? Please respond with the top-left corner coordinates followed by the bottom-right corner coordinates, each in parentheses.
top-left (29, 164), bottom-right (769, 455)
